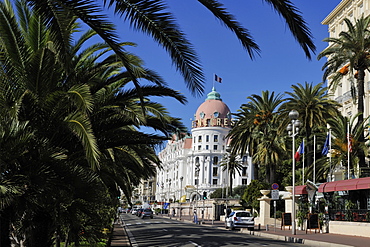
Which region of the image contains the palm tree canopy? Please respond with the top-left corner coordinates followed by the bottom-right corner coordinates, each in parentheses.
top-left (25, 0), bottom-right (315, 96)
top-left (280, 82), bottom-right (341, 133)
top-left (318, 16), bottom-right (370, 84)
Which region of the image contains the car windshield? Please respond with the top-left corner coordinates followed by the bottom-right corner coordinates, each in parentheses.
top-left (144, 209), bottom-right (152, 212)
top-left (235, 212), bottom-right (251, 217)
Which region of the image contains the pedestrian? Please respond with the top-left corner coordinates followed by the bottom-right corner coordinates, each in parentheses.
top-left (193, 210), bottom-right (198, 224)
top-left (172, 208), bottom-right (176, 217)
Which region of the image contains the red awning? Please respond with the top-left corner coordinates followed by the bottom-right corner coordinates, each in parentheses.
top-left (335, 179), bottom-right (358, 191)
top-left (322, 181), bottom-right (339, 192)
top-left (318, 182), bottom-right (328, 193)
top-left (294, 185), bottom-right (307, 195)
top-left (356, 177), bottom-right (370, 190)
top-left (318, 177), bottom-right (370, 192)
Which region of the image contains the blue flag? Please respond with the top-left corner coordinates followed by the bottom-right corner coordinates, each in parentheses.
top-left (322, 133), bottom-right (330, 155)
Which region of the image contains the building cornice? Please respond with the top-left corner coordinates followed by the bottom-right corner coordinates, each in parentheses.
top-left (322, 0), bottom-right (351, 25)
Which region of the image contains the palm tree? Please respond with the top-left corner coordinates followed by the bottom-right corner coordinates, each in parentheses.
top-left (229, 91), bottom-right (286, 183)
top-left (219, 152), bottom-right (244, 197)
top-left (24, 0), bottom-right (315, 96)
top-left (318, 16), bottom-right (370, 168)
top-left (0, 1), bottom-right (188, 244)
top-left (327, 114), bottom-right (367, 178)
top-left (279, 82), bottom-right (341, 175)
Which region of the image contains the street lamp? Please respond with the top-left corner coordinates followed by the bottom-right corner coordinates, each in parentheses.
top-left (161, 182), bottom-right (164, 214)
top-left (195, 159), bottom-right (200, 223)
top-left (180, 176), bottom-right (184, 220)
top-left (287, 109), bottom-right (301, 235)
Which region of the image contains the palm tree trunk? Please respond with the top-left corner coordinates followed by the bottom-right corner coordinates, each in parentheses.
top-left (0, 208), bottom-right (11, 246)
top-left (357, 69), bottom-right (366, 168)
top-left (269, 164), bottom-right (276, 184)
top-left (229, 173), bottom-right (233, 197)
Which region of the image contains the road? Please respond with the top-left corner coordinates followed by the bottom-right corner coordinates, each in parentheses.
top-left (120, 213), bottom-right (303, 247)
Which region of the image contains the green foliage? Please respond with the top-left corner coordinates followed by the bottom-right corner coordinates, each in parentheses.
top-left (233, 185), bottom-right (247, 198)
top-left (209, 187), bottom-right (229, 199)
top-left (241, 180), bottom-right (269, 213)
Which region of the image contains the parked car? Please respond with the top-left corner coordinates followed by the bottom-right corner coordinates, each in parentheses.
top-left (131, 208), bottom-right (138, 215)
top-left (136, 208), bottom-right (144, 216)
top-left (225, 210), bottom-right (254, 230)
top-left (140, 208), bottom-right (154, 219)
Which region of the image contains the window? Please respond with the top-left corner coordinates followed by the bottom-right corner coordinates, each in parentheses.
top-left (242, 167), bottom-right (247, 176)
top-left (213, 156), bottom-right (218, 165)
top-left (213, 179), bottom-right (218, 185)
top-left (205, 145), bottom-right (209, 150)
top-left (214, 135), bottom-right (218, 142)
top-left (213, 145), bottom-right (218, 150)
top-left (242, 179), bottom-right (248, 185)
top-left (236, 211), bottom-right (251, 217)
top-left (195, 179), bottom-right (199, 185)
top-left (213, 167), bottom-right (218, 176)
top-left (198, 136), bottom-right (202, 142)
top-left (206, 135), bottom-right (209, 142)
top-left (198, 145), bottom-right (201, 151)
top-left (193, 137), bottom-right (196, 143)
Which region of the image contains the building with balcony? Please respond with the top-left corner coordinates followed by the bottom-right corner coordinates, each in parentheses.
top-left (155, 87), bottom-right (253, 204)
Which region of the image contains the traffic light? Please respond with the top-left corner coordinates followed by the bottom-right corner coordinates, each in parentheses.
top-left (202, 191), bottom-right (207, 200)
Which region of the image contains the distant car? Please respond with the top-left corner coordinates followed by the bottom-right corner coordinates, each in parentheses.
top-left (131, 209), bottom-right (138, 215)
top-left (136, 208), bottom-right (144, 216)
top-left (140, 208), bottom-right (154, 219)
top-left (225, 210), bottom-right (254, 231)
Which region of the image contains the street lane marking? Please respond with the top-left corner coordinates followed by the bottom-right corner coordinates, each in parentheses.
top-left (189, 241), bottom-right (201, 246)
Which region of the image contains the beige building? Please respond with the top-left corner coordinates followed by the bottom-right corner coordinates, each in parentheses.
top-left (322, 0), bottom-right (370, 120)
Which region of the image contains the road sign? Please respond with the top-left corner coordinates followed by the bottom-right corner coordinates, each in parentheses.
top-left (272, 183), bottom-right (279, 190)
top-left (271, 190), bottom-right (279, 200)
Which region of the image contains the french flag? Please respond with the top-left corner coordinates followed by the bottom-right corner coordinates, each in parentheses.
top-left (214, 74), bottom-right (222, 83)
top-left (294, 141), bottom-right (304, 161)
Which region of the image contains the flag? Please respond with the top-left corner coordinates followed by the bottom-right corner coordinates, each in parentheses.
top-left (294, 141), bottom-right (304, 161)
top-left (214, 74), bottom-right (222, 83)
top-left (322, 133), bottom-right (330, 155)
top-left (347, 133), bottom-right (353, 153)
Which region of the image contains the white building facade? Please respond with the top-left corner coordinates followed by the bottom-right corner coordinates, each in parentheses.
top-left (322, 0), bottom-right (370, 120)
top-left (156, 88), bottom-right (253, 203)
top-left (322, 0), bottom-right (370, 177)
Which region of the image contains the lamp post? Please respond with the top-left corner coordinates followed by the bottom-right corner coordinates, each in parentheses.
top-left (168, 179), bottom-right (171, 202)
top-left (180, 176), bottom-right (183, 220)
top-left (286, 110), bottom-right (301, 235)
top-left (161, 182), bottom-right (164, 214)
top-left (195, 160), bottom-right (200, 223)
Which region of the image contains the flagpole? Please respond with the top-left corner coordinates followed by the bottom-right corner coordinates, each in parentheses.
top-left (329, 129), bottom-right (332, 181)
top-left (302, 138), bottom-right (305, 185)
top-left (213, 74), bottom-right (215, 88)
top-left (347, 122), bottom-right (350, 180)
top-left (313, 135), bottom-right (316, 184)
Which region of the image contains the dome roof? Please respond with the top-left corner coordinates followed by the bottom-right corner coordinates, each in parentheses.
top-left (193, 87), bottom-right (231, 128)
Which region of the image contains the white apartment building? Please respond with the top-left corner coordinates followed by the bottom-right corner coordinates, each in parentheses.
top-left (155, 87), bottom-right (253, 203)
top-left (322, 0), bottom-right (370, 119)
top-left (322, 0), bottom-right (370, 178)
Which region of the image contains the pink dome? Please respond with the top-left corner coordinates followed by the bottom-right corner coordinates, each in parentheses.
top-left (192, 88), bottom-right (231, 128)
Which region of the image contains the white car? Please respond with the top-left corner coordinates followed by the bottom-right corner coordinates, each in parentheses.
top-left (131, 209), bottom-right (138, 215)
top-left (225, 210), bottom-right (254, 230)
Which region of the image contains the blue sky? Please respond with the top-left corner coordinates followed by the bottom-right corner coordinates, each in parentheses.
top-left (113, 1), bottom-right (342, 131)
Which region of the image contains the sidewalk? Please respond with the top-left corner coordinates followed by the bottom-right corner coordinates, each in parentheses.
top-left (111, 213), bottom-right (370, 247)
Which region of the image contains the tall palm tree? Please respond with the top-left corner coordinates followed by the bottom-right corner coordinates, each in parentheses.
top-left (219, 153), bottom-right (244, 197)
top-left (318, 16), bottom-right (370, 167)
top-left (0, 1), bottom-right (188, 244)
top-left (279, 82), bottom-right (341, 174)
top-left (229, 91), bottom-right (286, 183)
top-left (327, 114), bottom-right (367, 178)
top-left (24, 0), bottom-right (315, 96)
